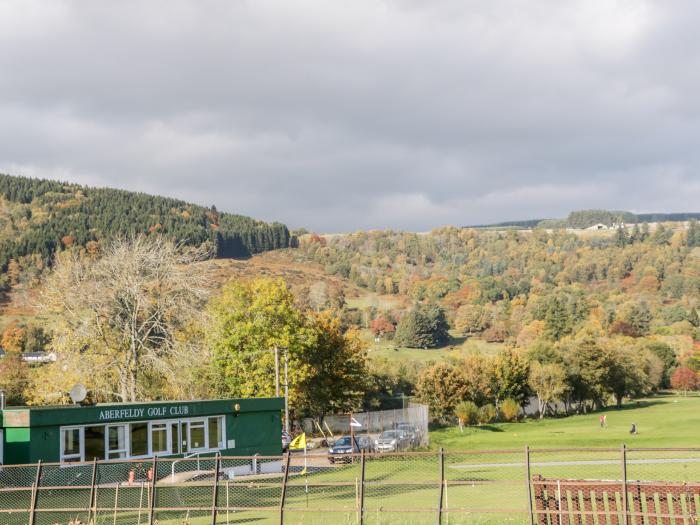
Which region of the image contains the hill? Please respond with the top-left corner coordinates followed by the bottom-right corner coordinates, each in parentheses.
top-left (0, 173), bottom-right (293, 291)
top-left (466, 209), bottom-right (700, 230)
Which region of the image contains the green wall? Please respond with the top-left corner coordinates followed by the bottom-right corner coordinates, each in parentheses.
top-left (2, 398), bottom-right (283, 464)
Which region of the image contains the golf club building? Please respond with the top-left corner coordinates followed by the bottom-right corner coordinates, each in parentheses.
top-left (0, 397), bottom-right (283, 465)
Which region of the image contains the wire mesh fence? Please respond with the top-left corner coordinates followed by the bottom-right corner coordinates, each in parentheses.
top-left (302, 404), bottom-right (430, 449)
top-left (1, 447), bottom-right (699, 524)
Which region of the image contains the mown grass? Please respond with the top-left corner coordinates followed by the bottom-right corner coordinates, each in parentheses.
top-left (431, 394), bottom-right (700, 450)
top-left (363, 330), bottom-right (505, 364)
top-left (12, 397), bottom-right (700, 525)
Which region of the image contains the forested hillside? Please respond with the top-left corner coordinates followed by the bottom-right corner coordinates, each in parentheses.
top-left (0, 174), bottom-right (292, 290)
top-left (468, 209), bottom-right (700, 229)
top-left (293, 224), bottom-right (700, 415)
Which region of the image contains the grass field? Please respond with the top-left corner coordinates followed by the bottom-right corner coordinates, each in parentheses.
top-left (10, 396), bottom-right (700, 525)
top-left (431, 393), bottom-right (700, 450)
top-left (364, 330), bottom-right (505, 364)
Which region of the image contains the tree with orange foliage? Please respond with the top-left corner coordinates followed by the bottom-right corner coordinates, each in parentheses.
top-left (670, 367), bottom-right (698, 395)
top-left (1, 321), bottom-right (26, 353)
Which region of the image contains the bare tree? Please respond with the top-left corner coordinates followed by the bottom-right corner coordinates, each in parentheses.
top-left (40, 236), bottom-right (212, 402)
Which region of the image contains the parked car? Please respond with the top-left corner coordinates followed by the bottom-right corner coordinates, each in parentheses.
top-left (328, 436), bottom-right (361, 464)
top-left (374, 430), bottom-right (409, 453)
top-left (282, 431), bottom-right (292, 451)
top-left (395, 422), bottom-right (421, 447)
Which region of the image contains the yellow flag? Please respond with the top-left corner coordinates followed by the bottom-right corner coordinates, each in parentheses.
top-left (289, 432), bottom-right (306, 450)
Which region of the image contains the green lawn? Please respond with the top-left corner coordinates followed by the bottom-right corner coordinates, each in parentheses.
top-left (364, 330), bottom-right (505, 364)
top-left (11, 396), bottom-right (700, 525)
top-left (431, 394), bottom-right (700, 450)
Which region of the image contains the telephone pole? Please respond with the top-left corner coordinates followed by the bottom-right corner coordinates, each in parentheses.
top-left (284, 348), bottom-right (290, 434)
top-left (274, 347), bottom-right (280, 398)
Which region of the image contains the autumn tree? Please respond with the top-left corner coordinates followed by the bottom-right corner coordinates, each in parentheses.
top-left (415, 363), bottom-right (468, 421)
top-left (454, 304), bottom-right (485, 335)
top-left (38, 235), bottom-right (211, 403)
top-left (1, 321), bottom-right (26, 353)
top-left (461, 354), bottom-right (496, 406)
top-left (493, 349), bottom-right (530, 407)
top-left (294, 312), bottom-right (368, 421)
top-left (370, 316), bottom-right (395, 338)
top-left (671, 367), bottom-right (698, 395)
top-left (0, 350), bottom-right (29, 405)
top-left (209, 278), bottom-right (312, 403)
top-left (529, 362), bottom-right (567, 418)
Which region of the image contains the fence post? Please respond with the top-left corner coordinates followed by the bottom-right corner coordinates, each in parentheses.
top-left (525, 446), bottom-right (535, 525)
top-left (148, 456), bottom-right (158, 525)
top-left (211, 453), bottom-right (221, 525)
top-left (436, 448), bottom-right (445, 525)
top-left (28, 460), bottom-right (42, 525)
top-left (279, 452), bottom-right (291, 525)
top-left (88, 458), bottom-right (98, 524)
top-left (621, 444), bottom-right (629, 525)
top-left (359, 450), bottom-right (366, 525)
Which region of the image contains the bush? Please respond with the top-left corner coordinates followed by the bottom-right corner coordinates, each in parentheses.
top-left (477, 404), bottom-right (497, 425)
top-left (455, 401), bottom-right (479, 429)
top-left (500, 398), bottom-right (520, 422)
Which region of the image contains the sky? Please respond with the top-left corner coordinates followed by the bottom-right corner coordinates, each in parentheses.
top-left (1, 1), bottom-right (699, 232)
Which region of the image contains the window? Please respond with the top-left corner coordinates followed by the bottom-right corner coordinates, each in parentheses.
top-left (107, 425), bottom-right (127, 459)
top-left (170, 422), bottom-right (180, 455)
top-left (150, 423), bottom-right (169, 455)
top-left (188, 420), bottom-right (206, 451)
top-left (60, 413), bottom-right (227, 463)
top-left (84, 426), bottom-right (105, 461)
top-left (180, 421), bottom-right (189, 453)
top-left (208, 416), bottom-right (224, 449)
top-left (130, 422), bottom-right (148, 457)
top-left (61, 427), bottom-right (82, 462)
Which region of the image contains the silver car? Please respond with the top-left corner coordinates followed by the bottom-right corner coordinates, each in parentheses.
top-left (374, 430), bottom-right (408, 453)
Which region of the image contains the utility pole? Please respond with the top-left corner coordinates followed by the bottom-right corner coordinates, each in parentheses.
top-left (274, 347), bottom-right (280, 398)
top-left (284, 349), bottom-right (290, 434)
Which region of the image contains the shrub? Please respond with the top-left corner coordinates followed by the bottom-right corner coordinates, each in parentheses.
top-left (455, 401), bottom-right (479, 430)
top-left (500, 398), bottom-right (520, 422)
top-left (477, 404), bottom-right (496, 425)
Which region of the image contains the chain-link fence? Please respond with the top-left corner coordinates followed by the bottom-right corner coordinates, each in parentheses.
top-left (302, 404), bottom-right (430, 449)
top-left (1, 447), bottom-right (699, 524)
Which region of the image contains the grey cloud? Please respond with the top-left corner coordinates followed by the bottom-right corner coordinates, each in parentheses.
top-left (1, 0), bottom-right (700, 231)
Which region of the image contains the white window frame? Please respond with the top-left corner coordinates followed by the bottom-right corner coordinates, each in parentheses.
top-left (60, 426), bottom-right (84, 463)
top-left (106, 424), bottom-right (129, 460)
top-left (208, 416), bottom-right (226, 450)
top-left (148, 421), bottom-right (172, 457)
top-left (187, 418), bottom-right (208, 452)
top-left (59, 414), bottom-right (228, 463)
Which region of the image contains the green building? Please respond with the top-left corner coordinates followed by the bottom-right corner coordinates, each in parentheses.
top-left (0, 397), bottom-right (283, 465)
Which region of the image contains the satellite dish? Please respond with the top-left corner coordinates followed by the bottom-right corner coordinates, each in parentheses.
top-left (69, 384), bottom-right (88, 404)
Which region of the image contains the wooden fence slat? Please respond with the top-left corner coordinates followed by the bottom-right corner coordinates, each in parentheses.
top-left (532, 477), bottom-right (700, 525)
top-left (629, 484), bottom-right (643, 525)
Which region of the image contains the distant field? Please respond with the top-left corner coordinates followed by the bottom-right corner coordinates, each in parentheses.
top-left (431, 393), bottom-right (700, 450)
top-left (346, 293), bottom-right (405, 311)
top-left (363, 330), bottom-right (505, 364)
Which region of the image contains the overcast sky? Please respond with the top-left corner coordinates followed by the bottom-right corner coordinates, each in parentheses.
top-left (1, 1), bottom-right (699, 232)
